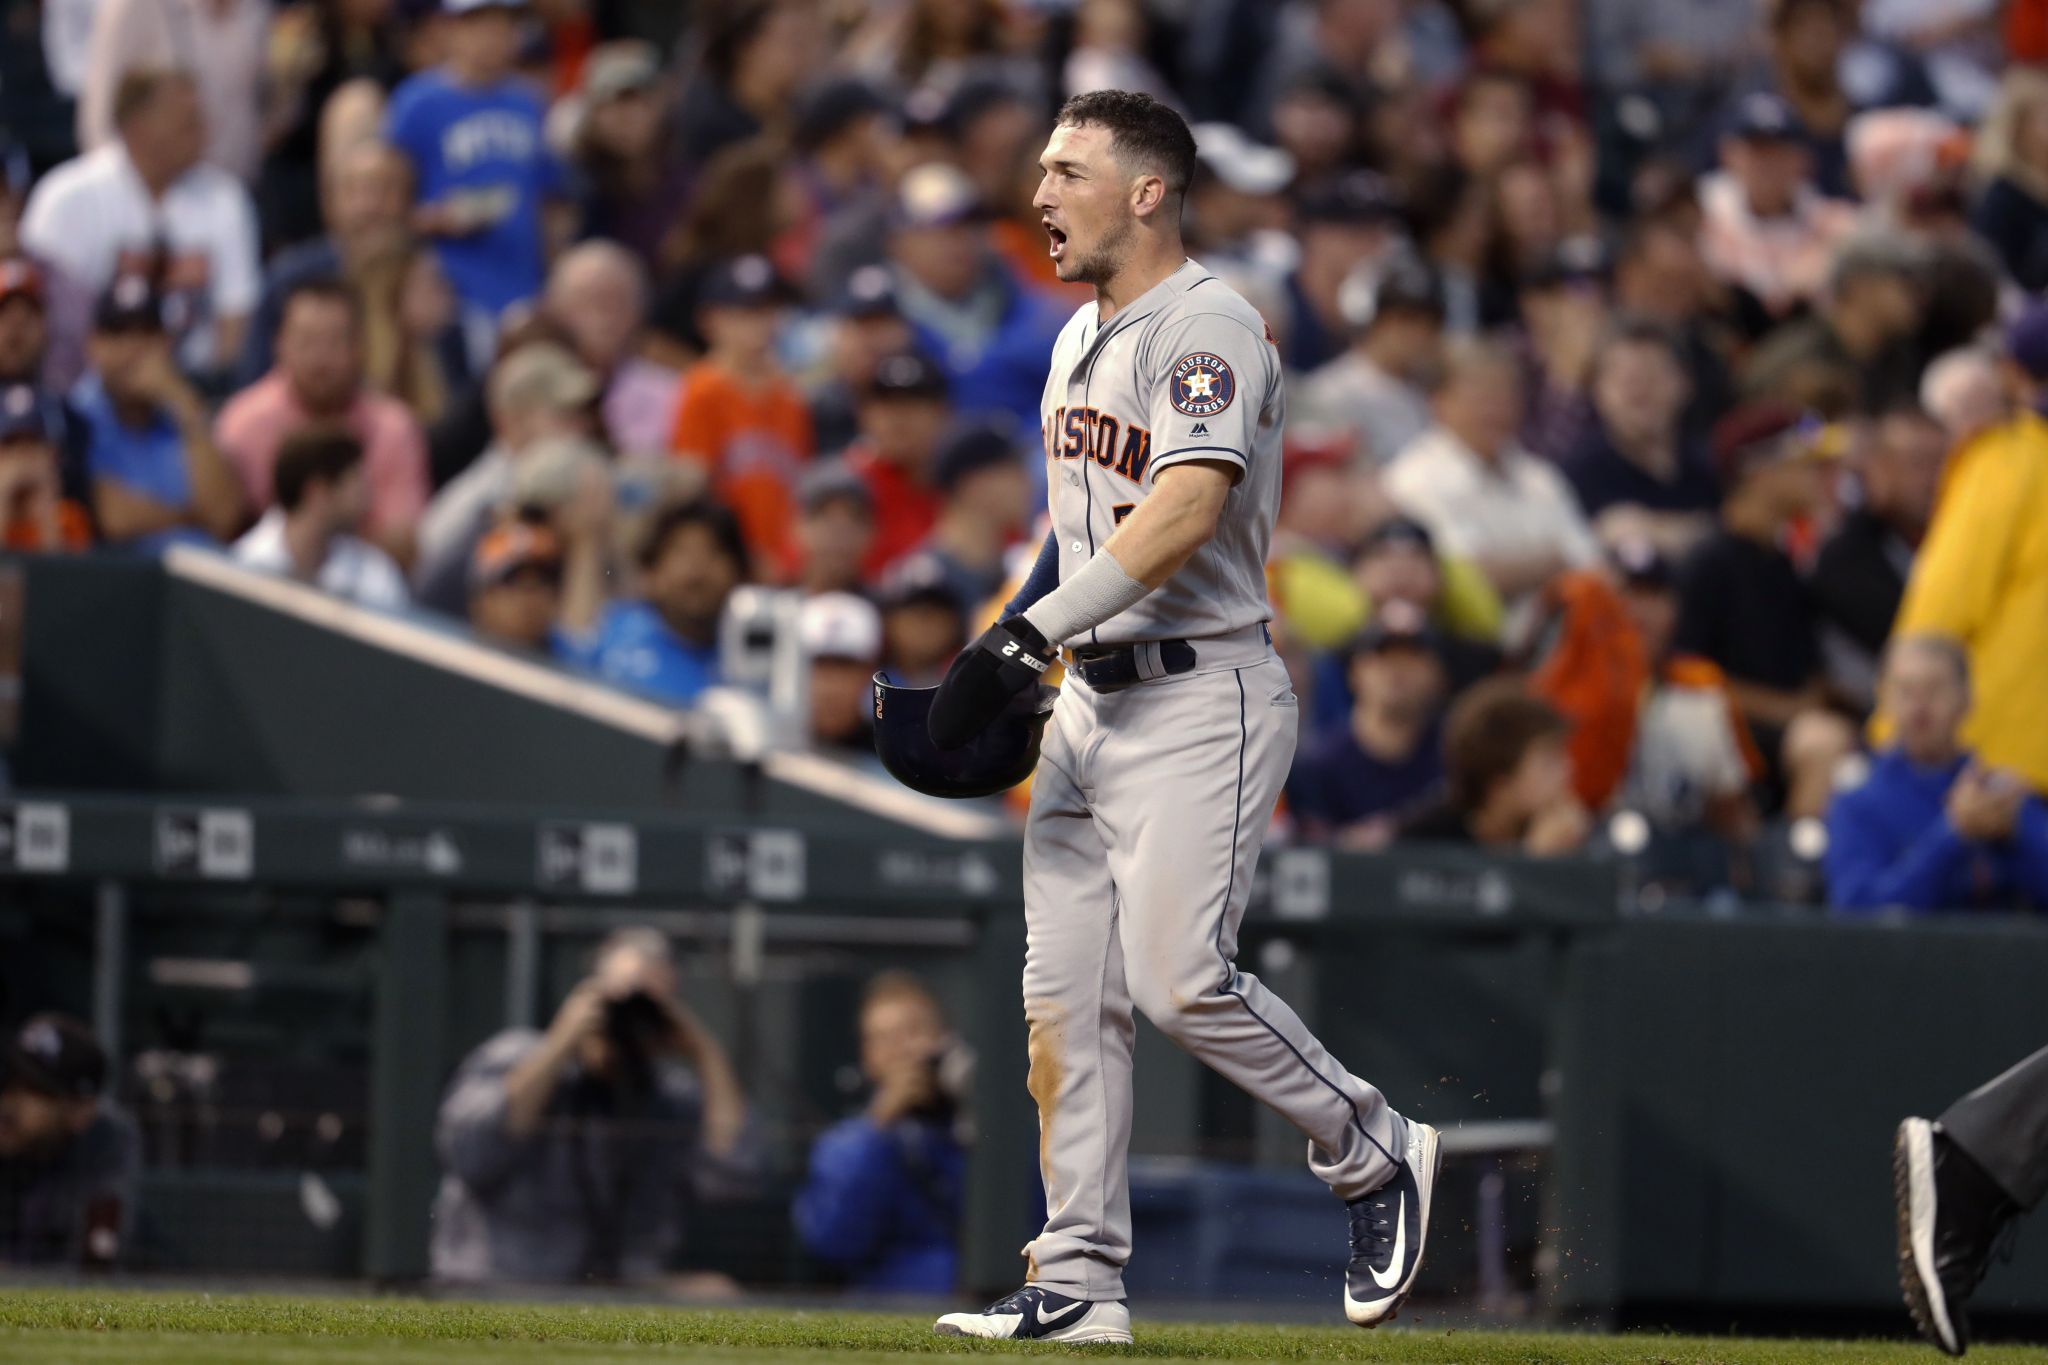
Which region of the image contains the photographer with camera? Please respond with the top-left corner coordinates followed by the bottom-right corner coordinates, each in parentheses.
top-left (792, 972), bottom-right (967, 1293)
top-left (430, 927), bottom-right (752, 1287)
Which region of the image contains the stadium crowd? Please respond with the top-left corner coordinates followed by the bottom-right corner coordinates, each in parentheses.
top-left (2, 0), bottom-right (2048, 909)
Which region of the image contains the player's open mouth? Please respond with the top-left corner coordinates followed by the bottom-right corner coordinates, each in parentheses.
top-left (1046, 223), bottom-right (1067, 260)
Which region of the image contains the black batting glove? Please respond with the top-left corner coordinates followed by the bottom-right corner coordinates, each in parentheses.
top-left (927, 616), bottom-right (1057, 751)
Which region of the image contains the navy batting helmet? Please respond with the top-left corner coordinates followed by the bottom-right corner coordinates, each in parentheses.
top-left (871, 675), bottom-right (1056, 799)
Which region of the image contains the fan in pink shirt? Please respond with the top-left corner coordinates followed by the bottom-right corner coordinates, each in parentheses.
top-left (215, 278), bottom-right (429, 563)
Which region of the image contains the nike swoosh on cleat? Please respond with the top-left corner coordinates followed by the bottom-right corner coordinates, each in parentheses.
top-left (1369, 1191), bottom-right (1408, 1290)
top-left (1034, 1300), bottom-right (1086, 1326)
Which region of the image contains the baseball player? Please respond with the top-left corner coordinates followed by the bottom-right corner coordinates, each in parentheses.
top-left (925, 91), bottom-right (1438, 1345)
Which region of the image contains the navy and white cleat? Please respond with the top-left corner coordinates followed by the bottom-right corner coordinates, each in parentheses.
top-left (933, 1285), bottom-right (1134, 1344)
top-left (1343, 1121), bottom-right (1441, 1327)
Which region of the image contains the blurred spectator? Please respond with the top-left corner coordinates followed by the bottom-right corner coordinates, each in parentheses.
top-left (1731, 0), bottom-right (1862, 198)
top-left (895, 422), bottom-right (1029, 612)
top-left (544, 241), bottom-right (675, 459)
top-left (1892, 317), bottom-right (2048, 792)
top-left (257, 0), bottom-right (409, 251)
top-left (1866, 0), bottom-right (2000, 121)
top-left (1586, 0), bottom-right (1758, 108)
top-left (1919, 345), bottom-right (2008, 449)
top-left (647, 137), bottom-right (801, 358)
top-left (878, 556), bottom-right (968, 688)
top-left (1612, 541), bottom-right (1762, 839)
top-left (216, 279), bottom-right (430, 563)
top-left (74, 275), bottom-right (243, 549)
top-left (1827, 634), bottom-right (2048, 913)
top-left (467, 518), bottom-right (570, 656)
top-left (1743, 233), bottom-right (1927, 417)
top-left (805, 267), bottom-right (919, 458)
top-left (846, 350), bottom-right (951, 578)
top-left (0, 1013), bottom-right (138, 1268)
top-left (79, 0), bottom-right (267, 183)
top-left (232, 427), bottom-right (408, 611)
top-left (668, 253), bottom-right (812, 573)
top-left (415, 340), bottom-right (597, 614)
top-left (1810, 402), bottom-right (1947, 711)
top-left (1674, 405), bottom-right (1853, 818)
top-left (1563, 320), bottom-right (1720, 558)
top-left (1287, 602), bottom-right (1449, 850)
top-left (1295, 250), bottom-right (1443, 467)
top-left (0, 383), bottom-right (91, 551)
top-left (787, 77), bottom-right (896, 304)
top-left (887, 162), bottom-right (1066, 439)
top-left (675, 0), bottom-right (813, 171)
top-left (562, 42), bottom-right (689, 274)
top-left (1283, 171), bottom-right (1404, 373)
top-left (241, 140), bottom-right (416, 386)
top-left (800, 591), bottom-right (882, 755)
top-left (793, 463), bottom-right (875, 598)
top-left (1611, 214), bottom-right (1738, 440)
top-left (1385, 337), bottom-right (1600, 616)
top-left (1065, 0), bottom-right (1173, 104)
top-left (431, 926), bottom-right (750, 1284)
top-left (1514, 235), bottom-right (1613, 463)
top-left (1400, 677), bottom-right (1591, 855)
top-left (386, 0), bottom-right (569, 363)
top-left (793, 971), bottom-right (964, 1294)
top-left (0, 261), bottom-right (93, 505)
top-left (1183, 122), bottom-right (1294, 323)
top-left (1971, 71), bottom-right (2048, 291)
top-left (1699, 92), bottom-right (1858, 324)
top-left (571, 499), bottom-right (746, 706)
top-left (23, 69), bottom-right (261, 378)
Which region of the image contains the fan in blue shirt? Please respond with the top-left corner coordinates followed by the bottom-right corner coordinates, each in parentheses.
top-left (566, 500), bottom-right (746, 707)
top-left (1827, 635), bottom-right (2048, 914)
top-left (385, 0), bottom-right (565, 326)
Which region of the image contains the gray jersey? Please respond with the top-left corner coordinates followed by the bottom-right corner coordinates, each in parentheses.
top-left (1037, 258), bottom-right (1282, 645)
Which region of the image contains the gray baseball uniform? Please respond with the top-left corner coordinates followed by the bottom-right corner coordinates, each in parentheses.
top-left (1020, 259), bottom-right (1409, 1301)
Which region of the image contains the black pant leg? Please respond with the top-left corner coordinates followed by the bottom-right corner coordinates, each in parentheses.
top-left (1940, 1041), bottom-right (2048, 1210)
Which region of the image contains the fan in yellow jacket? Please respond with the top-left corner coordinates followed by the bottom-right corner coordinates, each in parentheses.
top-left (1890, 410), bottom-right (2048, 792)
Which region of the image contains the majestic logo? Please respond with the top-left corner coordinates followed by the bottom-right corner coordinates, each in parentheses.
top-left (1169, 352), bottom-right (1235, 417)
top-left (1189, 422), bottom-right (1209, 437)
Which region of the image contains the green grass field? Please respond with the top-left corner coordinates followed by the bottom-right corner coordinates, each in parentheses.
top-left (0, 1290), bottom-right (2034, 1365)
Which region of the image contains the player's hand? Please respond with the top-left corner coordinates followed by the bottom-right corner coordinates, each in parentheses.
top-left (927, 616), bottom-right (1055, 751)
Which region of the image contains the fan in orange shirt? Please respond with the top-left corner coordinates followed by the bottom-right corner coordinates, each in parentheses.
top-left (0, 385), bottom-right (91, 552)
top-left (669, 254), bottom-right (814, 574)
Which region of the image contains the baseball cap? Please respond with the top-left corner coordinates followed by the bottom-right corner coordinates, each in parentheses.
top-left (509, 433), bottom-right (608, 511)
top-left (795, 77), bottom-right (891, 152)
top-left (1, 1014), bottom-right (105, 1101)
top-left (472, 520), bottom-right (565, 589)
top-left (797, 460), bottom-right (873, 516)
top-left (0, 382), bottom-right (60, 444)
top-left (1193, 122), bottom-right (1295, 198)
top-left (1297, 171), bottom-right (1403, 227)
top-left (2006, 299), bottom-right (2048, 380)
top-left (94, 273), bottom-right (169, 333)
top-left (1610, 537), bottom-right (1674, 590)
top-left (893, 162), bottom-right (983, 231)
top-left (582, 41), bottom-right (659, 105)
top-left (1357, 515), bottom-right (1436, 560)
top-left (1350, 600), bottom-right (1445, 661)
top-left (1730, 92), bottom-right (1804, 143)
top-left (1339, 250), bottom-right (1444, 331)
top-left (1710, 401), bottom-right (1828, 485)
top-left (1521, 233), bottom-right (1614, 292)
top-left (488, 341), bottom-right (599, 415)
top-left (932, 422), bottom-right (1018, 493)
top-left (0, 257), bottom-right (43, 311)
top-left (699, 253), bottom-right (794, 310)
top-left (865, 349), bottom-right (949, 402)
top-left (835, 264), bottom-right (901, 319)
top-left (801, 591), bottom-right (883, 662)
top-left (879, 551), bottom-right (967, 613)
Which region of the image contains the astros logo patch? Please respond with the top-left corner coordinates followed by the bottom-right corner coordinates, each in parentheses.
top-left (1169, 352), bottom-right (1235, 418)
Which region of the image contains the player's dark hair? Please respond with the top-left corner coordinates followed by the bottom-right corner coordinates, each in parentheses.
top-left (1443, 679), bottom-right (1568, 813)
top-left (637, 497), bottom-right (750, 577)
top-left (279, 277), bottom-right (362, 332)
top-left (1056, 90), bottom-right (1199, 202)
top-left (273, 428), bottom-right (364, 513)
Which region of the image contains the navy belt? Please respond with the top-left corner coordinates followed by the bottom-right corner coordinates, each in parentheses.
top-left (1066, 639), bottom-right (1198, 692)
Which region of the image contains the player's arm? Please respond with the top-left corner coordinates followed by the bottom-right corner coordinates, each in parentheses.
top-left (1096, 460), bottom-right (1232, 585)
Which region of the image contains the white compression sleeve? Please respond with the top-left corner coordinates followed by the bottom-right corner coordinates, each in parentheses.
top-left (1021, 549), bottom-right (1150, 646)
